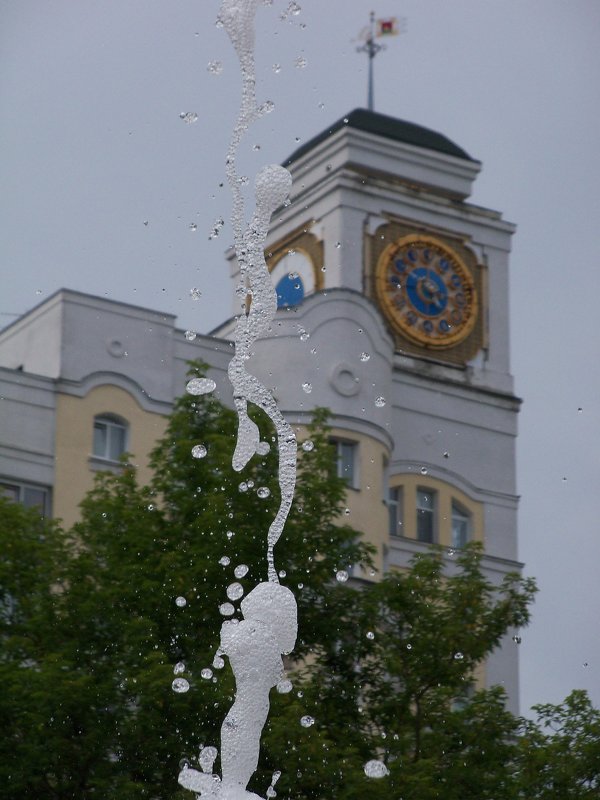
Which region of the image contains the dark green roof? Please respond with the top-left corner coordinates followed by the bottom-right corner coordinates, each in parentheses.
top-left (284, 108), bottom-right (476, 165)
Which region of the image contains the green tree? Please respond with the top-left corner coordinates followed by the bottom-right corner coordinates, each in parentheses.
top-left (263, 545), bottom-right (536, 800)
top-left (0, 372), bottom-right (370, 799)
top-left (0, 373), bottom-right (597, 799)
top-left (516, 690), bottom-right (600, 798)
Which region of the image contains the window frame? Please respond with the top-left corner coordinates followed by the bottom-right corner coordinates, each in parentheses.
top-left (451, 500), bottom-right (471, 549)
top-left (92, 414), bottom-right (129, 463)
top-left (330, 438), bottom-right (359, 490)
top-left (0, 479), bottom-right (51, 515)
top-left (387, 485), bottom-right (403, 537)
top-left (416, 486), bottom-right (437, 544)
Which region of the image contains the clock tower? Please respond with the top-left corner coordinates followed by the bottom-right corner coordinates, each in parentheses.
top-left (222, 108), bottom-right (522, 711)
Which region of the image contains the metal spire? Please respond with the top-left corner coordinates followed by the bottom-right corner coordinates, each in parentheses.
top-left (355, 12), bottom-right (403, 112)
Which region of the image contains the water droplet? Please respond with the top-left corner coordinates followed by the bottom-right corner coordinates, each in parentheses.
top-left (360, 352), bottom-right (371, 362)
top-left (219, 602), bottom-right (234, 616)
top-left (259, 100), bottom-right (275, 115)
top-left (147, 503), bottom-right (155, 511)
top-left (443, 451), bottom-right (450, 459)
top-left (302, 382), bottom-right (312, 393)
top-left (143, 220), bottom-right (149, 226)
top-left (335, 570), bottom-right (348, 583)
top-left (366, 631), bottom-right (375, 640)
top-left (302, 440), bottom-right (314, 452)
top-left (186, 378), bottom-right (216, 395)
top-left (238, 481), bottom-right (248, 492)
top-left (318, 102), bottom-right (325, 109)
top-left (172, 677), bottom-right (190, 693)
top-left (257, 486), bottom-right (271, 499)
top-left (226, 530), bottom-right (235, 539)
top-left (420, 467), bottom-right (429, 476)
top-left (207, 60), bottom-right (223, 75)
top-left (344, 508), bottom-right (350, 515)
top-left (272, 63), bottom-right (281, 73)
top-left (179, 111), bottom-right (198, 124)
top-left (256, 441), bottom-right (270, 455)
top-left (512, 635), bottom-right (522, 644)
top-left (578, 407), bottom-right (583, 413)
top-left (364, 760), bottom-right (389, 779)
top-left (294, 56), bottom-right (307, 69)
top-left (278, 569), bottom-right (287, 578)
top-left (300, 715), bottom-right (314, 728)
top-left (234, 564), bottom-right (249, 578)
top-left (175, 596), bottom-right (187, 608)
top-left (374, 396), bottom-right (386, 408)
top-left (289, 1), bottom-right (301, 15)
top-left (185, 330), bottom-right (197, 341)
top-left (191, 444), bottom-right (207, 459)
top-left (335, 241), bottom-right (341, 249)
top-left (300, 331), bottom-right (310, 341)
top-left (189, 222), bottom-right (198, 231)
top-left (454, 652), bottom-right (464, 661)
top-left (190, 287), bottom-right (202, 300)
top-left (227, 582), bottom-right (244, 601)
top-left (173, 661), bottom-right (185, 675)
top-left (252, 143), bottom-right (261, 151)
top-left (213, 655), bottom-right (225, 670)
top-left (406, 643), bottom-right (412, 650)
top-left (343, 117), bottom-right (349, 124)
top-left (218, 556), bottom-right (230, 566)
top-left (201, 668), bottom-right (213, 680)
top-left (247, 480), bottom-right (254, 488)
top-left (277, 679), bottom-right (293, 693)
top-left (209, 217), bottom-right (225, 240)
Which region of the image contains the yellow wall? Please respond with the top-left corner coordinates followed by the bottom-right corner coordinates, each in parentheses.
top-left (54, 386), bottom-right (168, 528)
top-left (295, 424), bottom-right (390, 577)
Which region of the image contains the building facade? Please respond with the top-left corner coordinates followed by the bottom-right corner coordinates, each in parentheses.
top-left (0, 109), bottom-right (522, 710)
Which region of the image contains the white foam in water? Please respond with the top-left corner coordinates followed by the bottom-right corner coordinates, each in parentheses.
top-left (178, 3), bottom-right (299, 799)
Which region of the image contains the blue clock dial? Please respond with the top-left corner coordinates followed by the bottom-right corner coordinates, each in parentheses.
top-left (376, 235), bottom-right (478, 348)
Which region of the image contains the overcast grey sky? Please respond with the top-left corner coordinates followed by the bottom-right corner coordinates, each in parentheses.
top-left (1, 0), bottom-right (599, 715)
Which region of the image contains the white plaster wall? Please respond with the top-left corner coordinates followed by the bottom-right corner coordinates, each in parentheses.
top-left (0, 293), bottom-right (63, 378)
top-left (0, 369), bottom-right (56, 486)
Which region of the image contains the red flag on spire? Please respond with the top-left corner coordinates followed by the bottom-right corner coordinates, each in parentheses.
top-left (376, 17), bottom-right (399, 37)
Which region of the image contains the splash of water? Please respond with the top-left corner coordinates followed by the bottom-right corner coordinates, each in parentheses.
top-left (179, 2), bottom-right (298, 798)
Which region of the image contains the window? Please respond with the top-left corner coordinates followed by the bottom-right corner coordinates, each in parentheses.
top-left (451, 502), bottom-right (470, 548)
top-left (93, 414), bottom-right (128, 461)
top-left (416, 488), bottom-right (436, 543)
top-left (331, 440), bottom-right (357, 488)
top-left (388, 486), bottom-right (403, 537)
top-left (0, 480), bottom-right (50, 514)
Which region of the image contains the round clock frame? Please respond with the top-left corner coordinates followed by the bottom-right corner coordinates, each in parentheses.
top-left (375, 234), bottom-right (478, 349)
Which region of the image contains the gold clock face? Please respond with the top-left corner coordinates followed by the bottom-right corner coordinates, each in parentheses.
top-left (375, 235), bottom-right (478, 348)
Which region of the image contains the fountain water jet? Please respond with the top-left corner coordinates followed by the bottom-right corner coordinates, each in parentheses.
top-left (179, 2), bottom-right (299, 798)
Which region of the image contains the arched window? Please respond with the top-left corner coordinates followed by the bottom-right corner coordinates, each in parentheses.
top-left (386, 477), bottom-right (481, 548)
top-left (330, 438), bottom-right (358, 489)
top-left (387, 485), bottom-right (403, 536)
top-left (93, 414), bottom-right (128, 462)
top-left (416, 487), bottom-right (436, 543)
top-left (451, 501), bottom-right (471, 549)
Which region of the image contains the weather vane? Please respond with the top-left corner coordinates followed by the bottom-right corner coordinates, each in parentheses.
top-left (355, 11), bottom-right (405, 111)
